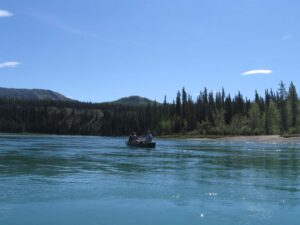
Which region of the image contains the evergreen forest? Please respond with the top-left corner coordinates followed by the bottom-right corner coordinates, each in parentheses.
top-left (0, 81), bottom-right (299, 137)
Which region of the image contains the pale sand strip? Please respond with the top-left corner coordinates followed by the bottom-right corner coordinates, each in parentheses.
top-left (188, 135), bottom-right (300, 143)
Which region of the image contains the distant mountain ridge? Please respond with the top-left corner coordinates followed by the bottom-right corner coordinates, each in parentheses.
top-left (108, 96), bottom-right (158, 105)
top-left (0, 87), bottom-right (159, 105)
top-left (0, 87), bottom-right (71, 101)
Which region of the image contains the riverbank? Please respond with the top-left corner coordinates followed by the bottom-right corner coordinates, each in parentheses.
top-left (158, 134), bottom-right (300, 143)
top-left (2, 132), bottom-right (300, 143)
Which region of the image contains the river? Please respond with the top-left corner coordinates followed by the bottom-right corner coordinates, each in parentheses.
top-left (0, 134), bottom-right (299, 225)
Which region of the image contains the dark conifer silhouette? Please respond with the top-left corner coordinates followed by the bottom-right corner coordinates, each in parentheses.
top-left (0, 81), bottom-right (299, 136)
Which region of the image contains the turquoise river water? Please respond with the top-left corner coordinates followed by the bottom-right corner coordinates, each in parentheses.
top-left (0, 134), bottom-right (300, 225)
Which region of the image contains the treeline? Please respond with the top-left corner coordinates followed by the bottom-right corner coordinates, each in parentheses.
top-left (0, 81), bottom-right (299, 136)
top-left (101, 81), bottom-right (300, 136)
top-left (0, 99), bottom-right (104, 135)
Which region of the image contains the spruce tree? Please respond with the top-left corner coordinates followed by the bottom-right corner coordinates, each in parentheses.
top-left (278, 81), bottom-right (288, 133)
top-left (264, 90), bottom-right (271, 134)
top-left (176, 91), bottom-right (181, 116)
top-left (224, 95), bottom-right (232, 124)
top-left (287, 82), bottom-right (298, 130)
top-left (181, 87), bottom-right (187, 119)
top-left (249, 103), bottom-right (261, 134)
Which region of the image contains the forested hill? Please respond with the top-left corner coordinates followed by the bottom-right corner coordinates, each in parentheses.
top-left (107, 96), bottom-right (157, 105)
top-left (0, 87), bottom-right (71, 101)
top-left (0, 81), bottom-right (299, 136)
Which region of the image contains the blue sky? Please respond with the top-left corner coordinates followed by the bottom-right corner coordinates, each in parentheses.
top-left (0, 0), bottom-right (300, 102)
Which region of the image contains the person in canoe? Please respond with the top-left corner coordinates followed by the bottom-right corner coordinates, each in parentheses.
top-left (127, 131), bottom-right (156, 148)
top-left (144, 130), bottom-right (153, 143)
top-left (128, 132), bottom-right (138, 143)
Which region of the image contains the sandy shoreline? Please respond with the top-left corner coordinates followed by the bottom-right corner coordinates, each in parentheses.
top-left (1, 133), bottom-right (300, 143)
top-left (185, 135), bottom-right (300, 143)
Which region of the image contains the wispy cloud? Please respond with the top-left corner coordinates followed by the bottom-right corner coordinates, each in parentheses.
top-left (0, 61), bottom-right (20, 68)
top-left (0, 9), bottom-right (13, 17)
top-left (242, 69), bottom-right (272, 76)
top-left (27, 11), bottom-right (100, 39)
top-left (280, 33), bottom-right (292, 41)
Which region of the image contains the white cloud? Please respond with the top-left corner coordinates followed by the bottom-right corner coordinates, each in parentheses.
top-left (242, 69), bottom-right (272, 76)
top-left (0, 9), bottom-right (13, 17)
top-left (0, 61), bottom-right (20, 68)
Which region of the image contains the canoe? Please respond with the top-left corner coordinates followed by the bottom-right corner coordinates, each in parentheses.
top-left (126, 141), bottom-right (156, 148)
